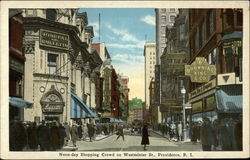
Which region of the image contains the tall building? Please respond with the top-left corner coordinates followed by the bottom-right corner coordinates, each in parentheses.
top-left (155, 8), bottom-right (179, 123)
top-left (144, 42), bottom-right (156, 122)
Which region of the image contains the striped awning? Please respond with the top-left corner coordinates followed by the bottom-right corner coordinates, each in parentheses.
top-left (70, 93), bottom-right (98, 119)
top-left (215, 85), bottom-right (242, 113)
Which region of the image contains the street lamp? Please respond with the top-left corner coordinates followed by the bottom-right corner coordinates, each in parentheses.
top-left (181, 86), bottom-right (186, 141)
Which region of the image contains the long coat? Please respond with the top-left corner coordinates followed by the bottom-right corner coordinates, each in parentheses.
top-left (177, 123), bottom-right (183, 137)
top-left (27, 124), bottom-right (38, 149)
top-left (70, 125), bottom-right (79, 141)
top-left (37, 124), bottom-right (50, 150)
top-left (58, 125), bottom-right (66, 148)
top-left (9, 121), bottom-right (28, 151)
top-left (50, 125), bottom-right (60, 149)
top-left (200, 122), bottom-right (215, 146)
top-left (141, 125), bottom-right (149, 145)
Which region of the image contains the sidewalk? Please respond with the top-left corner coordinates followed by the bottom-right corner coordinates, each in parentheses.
top-left (61, 133), bottom-right (112, 151)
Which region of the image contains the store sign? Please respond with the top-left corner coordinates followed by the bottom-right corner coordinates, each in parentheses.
top-left (189, 79), bottom-right (216, 99)
top-left (42, 104), bottom-right (63, 113)
top-left (10, 57), bottom-right (24, 73)
top-left (217, 73), bottom-right (235, 86)
top-left (40, 29), bottom-right (69, 50)
top-left (185, 57), bottom-right (216, 83)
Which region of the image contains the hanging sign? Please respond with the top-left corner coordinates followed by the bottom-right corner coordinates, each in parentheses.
top-left (40, 29), bottom-right (69, 50)
top-left (185, 57), bottom-right (216, 83)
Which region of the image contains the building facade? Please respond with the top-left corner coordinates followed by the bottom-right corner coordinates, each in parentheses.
top-left (188, 9), bottom-right (243, 124)
top-left (144, 42), bottom-right (156, 122)
top-left (160, 9), bottom-right (189, 123)
top-left (22, 9), bottom-right (99, 124)
top-left (155, 8), bottom-right (179, 123)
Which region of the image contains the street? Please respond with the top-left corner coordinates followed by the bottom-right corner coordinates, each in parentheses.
top-left (74, 129), bottom-right (202, 151)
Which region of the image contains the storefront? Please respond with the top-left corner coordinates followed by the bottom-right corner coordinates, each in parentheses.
top-left (189, 78), bottom-right (242, 123)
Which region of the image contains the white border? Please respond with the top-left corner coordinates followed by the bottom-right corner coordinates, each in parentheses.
top-left (1, 1), bottom-right (249, 159)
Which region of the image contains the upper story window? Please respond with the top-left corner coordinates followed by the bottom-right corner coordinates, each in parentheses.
top-left (170, 15), bottom-right (176, 22)
top-left (236, 9), bottom-right (243, 26)
top-left (208, 10), bottom-right (215, 35)
top-left (46, 9), bottom-right (57, 21)
top-left (170, 8), bottom-right (175, 12)
top-left (48, 53), bottom-right (57, 74)
top-left (161, 16), bottom-right (166, 24)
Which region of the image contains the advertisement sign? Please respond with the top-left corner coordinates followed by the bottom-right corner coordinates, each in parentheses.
top-left (185, 57), bottom-right (216, 83)
top-left (40, 29), bottom-right (69, 50)
top-left (189, 79), bottom-right (217, 99)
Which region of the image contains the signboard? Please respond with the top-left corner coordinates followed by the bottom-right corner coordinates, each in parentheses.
top-left (217, 73), bottom-right (235, 86)
top-left (42, 104), bottom-right (63, 113)
top-left (189, 79), bottom-right (217, 99)
top-left (185, 57), bottom-right (216, 83)
top-left (40, 29), bottom-right (69, 50)
top-left (10, 57), bottom-right (24, 73)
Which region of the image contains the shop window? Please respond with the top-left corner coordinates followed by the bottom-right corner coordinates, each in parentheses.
top-left (46, 9), bottom-right (57, 21)
top-left (48, 54), bottom-right (57, 74)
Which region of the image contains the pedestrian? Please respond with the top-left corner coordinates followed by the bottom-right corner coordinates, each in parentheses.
top-left (63, 122), bottom-right (71, 146)
top-left (141, 124), bottom-right (149, 151)
top-left (70, 122), bottom-right (79, 147)
top-left (200, 117), bottom-right (215, 151)
top-left (9, 117), bottom-right (28, 151)
top-left (177, 121), bottom-right (183, 141)
top-left (50, 121), bottom-right (60, 151)
top-left (37, 120), bottom-right (51, 151)
top-left (58, 123), bottom-right (66, 149)
top-left (27, 122), bottom-right (38, 151)
top-left (77, 123), bottom-right (83, 140)
top-left (87, 123), bottom-right (94, 142)
top-left (116, 124), bottom-right (125, 141)
top-left (81, 123), bottom-right (88, 141)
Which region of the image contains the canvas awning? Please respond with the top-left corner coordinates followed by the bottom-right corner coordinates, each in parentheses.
top-left (70, 93), bottom-right (98, 119)
top-left (9, 97), bottom-right (33, 108)
top-left (215, 85), bottom-right (242, 113)
top-left (220, 31), bottom-right (242, 43)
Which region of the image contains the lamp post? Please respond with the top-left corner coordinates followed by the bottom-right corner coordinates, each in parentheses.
top-left (181, 86), bottom-right (186, 141)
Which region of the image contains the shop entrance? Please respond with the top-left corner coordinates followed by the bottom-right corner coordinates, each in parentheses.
top-left (44, 115), bottom-right (60, 122)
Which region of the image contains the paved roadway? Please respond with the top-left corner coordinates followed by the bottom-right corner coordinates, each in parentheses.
top-left (75, 129), bottom-right (202, 151)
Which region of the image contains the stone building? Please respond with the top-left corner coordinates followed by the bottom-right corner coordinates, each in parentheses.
top-left (22, 9), bottom-right (99, 124)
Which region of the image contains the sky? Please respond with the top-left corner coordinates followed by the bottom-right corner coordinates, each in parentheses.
top-left (78, 8), bottom-right (156, 101)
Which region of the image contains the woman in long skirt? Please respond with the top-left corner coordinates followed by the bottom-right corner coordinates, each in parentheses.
top-left (141, 124), bottom-right (149, 151)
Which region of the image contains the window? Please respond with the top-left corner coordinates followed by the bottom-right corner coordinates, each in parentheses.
top-left (236, 9), bottom-right (243, 26)
top-left (202, 21), bottom-right (206, 44)
top-left (170, 8), bottom-right (175, 12)
top-left (226, 9), bottom-right (234, 26)
top-left (48, 54), bottom-right (57, 74)
top-left (161, 16), bottom-right (166, 24)
top-left (179, 24), bottom-right (185, 41)
top-left (46, 9), bottom-right (57, 21)
top-left (195, 30), bottom-right (199, 52)
top-left (209, 10), bottom-right (215, 35)
top-left (170, 15), bottom-right (175, 22)
top-left (224, 47), bottom-right (234, 73)
top-left (238, 46), bottom-right (242, 81)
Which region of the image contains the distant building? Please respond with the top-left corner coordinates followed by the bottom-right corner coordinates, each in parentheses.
top-left (144, 42), bottom-right (156, 122)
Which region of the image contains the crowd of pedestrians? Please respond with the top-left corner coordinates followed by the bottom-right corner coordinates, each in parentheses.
top-left (152, 116), bottom-right (242, 151)
top-left (9, 117), bottom-right (123, 151)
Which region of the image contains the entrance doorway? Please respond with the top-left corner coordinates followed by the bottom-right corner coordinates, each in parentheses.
top-left (44, 114), bottom-right (61, 122)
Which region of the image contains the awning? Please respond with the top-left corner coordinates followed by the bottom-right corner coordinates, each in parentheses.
top-left (9, 97), bottom-right (33, 108)
top-left (220, 31), bottom-right (242, 43)
top-left (215, 85), bottom-right (242, 113)
top-left (70, 93), bottom-right (98, 119)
